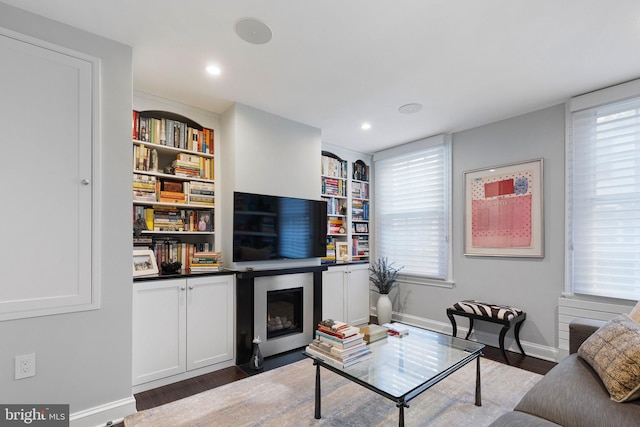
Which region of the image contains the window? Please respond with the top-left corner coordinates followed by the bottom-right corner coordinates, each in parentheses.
top-left (567, 80), bottom-right (640, 301)
top-left (373, 135), bottom-right (451, 281)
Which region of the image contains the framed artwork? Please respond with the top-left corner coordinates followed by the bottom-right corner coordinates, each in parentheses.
top-left (354, 223), bottom-right (368, 233)
top-left (464, 159), bottom-right (544, 257)
top-left (133, 249), bottom-right (159, 277)
top-left (336, 242), bottom-right (350, 263)
top-left (197, 211), bottom-right (212, 231)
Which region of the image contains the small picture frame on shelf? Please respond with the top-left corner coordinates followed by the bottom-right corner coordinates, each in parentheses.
top-left (336, 242), bottom-right (350, 263)
top-left (355, 223), bottom-right (368, 233)
top-left (197, 211), bottom-right (212, 231)
top-left (133, 249), bottom-right (159, 277)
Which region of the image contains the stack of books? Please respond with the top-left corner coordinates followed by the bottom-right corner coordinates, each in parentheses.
top-left (305, 320), bottom-right (372, 369)
top-left (190, 251), bottom-right (220, 272)
top-left (186, 181), bottom-right (215, 206)
top-left (132, 173), bottom-right (157, 202)
top-left (382, 323), bottom-right (410, 337)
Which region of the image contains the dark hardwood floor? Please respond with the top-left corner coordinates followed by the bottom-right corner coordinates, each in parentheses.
top-left (114, 333), bottom-right (556, 426)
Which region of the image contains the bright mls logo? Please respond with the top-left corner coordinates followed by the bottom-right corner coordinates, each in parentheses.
top-left (1, 405), bottom-right (68, 426)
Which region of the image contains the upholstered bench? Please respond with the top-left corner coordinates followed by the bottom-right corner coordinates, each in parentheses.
top-left (446, 300), bottom-right (526, 365)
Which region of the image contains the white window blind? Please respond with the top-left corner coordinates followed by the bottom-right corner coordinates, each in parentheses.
top-left (568, 93), bottom-right (640, 301)
top-left (374, 137), bottom-right (450, 279)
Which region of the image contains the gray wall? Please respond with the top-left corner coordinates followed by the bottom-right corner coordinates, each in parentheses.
top-left (220, 103), bottom-right (322, 271)
top-left (392, 104), bottom-right (566, 360)
top-left (0, 1), bottom-right (133, 421)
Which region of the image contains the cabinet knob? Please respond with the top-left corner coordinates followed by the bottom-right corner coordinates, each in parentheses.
top-left (180, 286), bottom-right (186, 291)
top-left (81, 179), bottom-right (90, 185)
top-left (189, 285), bottom-right (194, 290)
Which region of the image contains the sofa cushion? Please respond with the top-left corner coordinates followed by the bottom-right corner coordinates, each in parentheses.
top-left (578, 314), bottom-right (640, 402)
top-left (514, 354), bottom-right (640, 427)
top-left (489, 411), bottom-right (561, 426)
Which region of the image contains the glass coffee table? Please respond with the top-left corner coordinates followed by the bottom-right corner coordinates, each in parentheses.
top-left (304, 323), bottom-right (485, 427)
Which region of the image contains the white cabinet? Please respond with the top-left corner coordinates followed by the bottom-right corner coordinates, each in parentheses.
top-left (132, 274), bottom-right (234, 387)
top-left (322, 263), bottom-right (370, 326)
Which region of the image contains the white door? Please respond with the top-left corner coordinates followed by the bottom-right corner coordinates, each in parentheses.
top-left (186, 275), bottom-right (234, 371)
top-left (346, 264), bottom-right (370, 326)
top-left (132, 280), bottom-right (186, 385)
top-left (322, 267), bottom-right (346, 321)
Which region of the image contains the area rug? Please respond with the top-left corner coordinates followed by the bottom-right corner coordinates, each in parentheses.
top-left (124, 358), bottom-right (541, 427)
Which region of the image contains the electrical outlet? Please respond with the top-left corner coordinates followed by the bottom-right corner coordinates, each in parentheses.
top-left (15, 353), bottom-right (35, 380)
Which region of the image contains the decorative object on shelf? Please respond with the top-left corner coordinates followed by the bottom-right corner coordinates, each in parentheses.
top-left (132, 249), bottom-right (159, 277)
top-left (336, 242), bottom-right (350, 263)
top-left (150, 148), bottom-right (158, 172)
top-left (463, 158), bottom-right (544, 258)
top-left (161, 261), bottom-right (182, 275)
top-left (369, 258), bottom-right (403, 325)
top-left (250, 336), bottom-right (264, 370)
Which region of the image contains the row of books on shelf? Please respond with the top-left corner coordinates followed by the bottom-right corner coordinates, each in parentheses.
top-left (352, 235), bottom-right (369, 255)
top-left (305, 320), bottom-right (372, 369)
top-left (133, 174), bottom-right (215, 207)
top-left (351, 200), bottom-right (369, 221)
top-left (321, 156), bottom-right (347, 179)
top-left (134, 145), bottom-right (214, 181)
top-left (326, 197), bottom-right (347, 216)
top-left (353, 161), bottom-right (369, 182)
top-left (351, 181), bottom-right (369, 199)
top-left (328, 218), bottom-right (345, 235)
top-left (153, 240), bottom-right (220, 272)
top-left (133, 205), bottom-right (213, 232)
top-left (132, 111), bottom-right (214, 155)
top-left (321, 176), bottom-right (346, 197)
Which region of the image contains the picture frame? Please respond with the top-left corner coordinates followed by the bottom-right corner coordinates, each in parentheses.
top-left (354, 222), bottom-right (368, 233)
top-left (197, 211), bottom-right (212, 231)
top-left (464, 159), bottom-right (544, 258)
top-left (336, 242), bottom-right (350, 263)
top-left (133, 249), bottom-right (159, 277)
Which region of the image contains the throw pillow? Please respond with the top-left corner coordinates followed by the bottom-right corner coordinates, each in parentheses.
top-left (578, 314), bottom-right (640, 402)
top-left (630, 301), bottom-right (640, 323)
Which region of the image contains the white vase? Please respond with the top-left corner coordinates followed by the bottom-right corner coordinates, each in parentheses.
top-left (376, 293), bottom-right (392, 325)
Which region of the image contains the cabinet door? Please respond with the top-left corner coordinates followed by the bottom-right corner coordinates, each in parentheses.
top-left (322, 267), bottom-right (346, 321)
top-left (133, 280), bottom-right (186, 386)
top-left (186, 275), bottom-right (234, 371)
top-left (346, 264), bottom-right (370, 326)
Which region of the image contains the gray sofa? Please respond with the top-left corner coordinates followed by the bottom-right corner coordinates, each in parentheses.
top-left (489, 318), bottom-right (640, 426)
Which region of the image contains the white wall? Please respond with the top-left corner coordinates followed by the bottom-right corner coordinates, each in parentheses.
top-left (391, 104), bottom-right (566, 361)
top-left (0, 2), bottom-right (134, 424)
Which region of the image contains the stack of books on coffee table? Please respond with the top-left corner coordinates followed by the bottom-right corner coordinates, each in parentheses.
top-left (305, 319), bottom-right (372, 369)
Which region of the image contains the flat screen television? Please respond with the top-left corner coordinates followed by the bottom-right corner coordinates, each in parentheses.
top-left (233, 191), bottom-right (327, 262)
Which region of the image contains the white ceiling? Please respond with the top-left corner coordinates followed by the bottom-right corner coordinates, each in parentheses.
top-left (5, 0), bottom-right (640, 154)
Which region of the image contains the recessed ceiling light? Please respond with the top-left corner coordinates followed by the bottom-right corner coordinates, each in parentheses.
top-left (361, 122), bottom-right (372, 130)
top-left (236, 18), bottom-right (272, 44)
top-left (206, 65), bottom-right (221, 76)
top-left (398, 103), bottom-right (423, 114)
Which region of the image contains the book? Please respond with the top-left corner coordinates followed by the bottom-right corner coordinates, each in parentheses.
top-left (382, 323), bottom-right (409, 337)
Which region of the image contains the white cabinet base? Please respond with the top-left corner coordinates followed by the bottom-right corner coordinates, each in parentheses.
top-left (322, 263), bottom-right (370, 326)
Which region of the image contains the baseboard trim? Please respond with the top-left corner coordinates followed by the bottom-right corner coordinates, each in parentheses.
top-left (391, 312), bottom-right (558, 363)
top-left (70, 396), bottom-right (136, 427)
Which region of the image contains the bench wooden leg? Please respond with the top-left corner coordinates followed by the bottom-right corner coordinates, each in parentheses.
top-left (447, 312), bottom-right (458, 337)
top-left (465, 318), bottom-right (474, 340)
top-left (498, 325), bottom-right (511, 365)
top-left (514, 319), bottom-right (526, 356)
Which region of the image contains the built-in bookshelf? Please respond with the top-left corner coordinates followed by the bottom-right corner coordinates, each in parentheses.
top-left (351, 160), bottom-right (370, 261)
top-left (321, 152), bottom-right (348, 262)
top-left (132, 110), bottom-right (217, 272)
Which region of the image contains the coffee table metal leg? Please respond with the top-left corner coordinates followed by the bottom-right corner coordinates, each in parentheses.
top-left (475, 356), bottom-right (482, 406)
top-left (397, 402), bottom-right (407, 427)
top-left (314, 362), bottom-right (321, 419)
